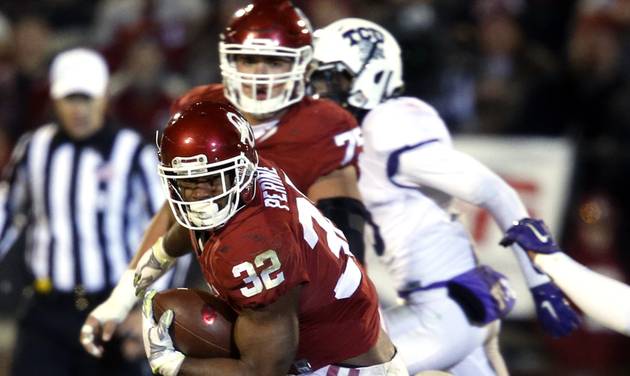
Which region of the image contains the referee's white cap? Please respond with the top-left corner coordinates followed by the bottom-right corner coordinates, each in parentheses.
top-left (49, 48), bottom-right (109, 99)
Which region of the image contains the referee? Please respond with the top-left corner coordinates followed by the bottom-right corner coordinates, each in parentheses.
top-left (0, 48), bottom-right (183, 375)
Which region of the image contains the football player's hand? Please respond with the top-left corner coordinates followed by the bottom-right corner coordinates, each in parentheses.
top-left (531, 282), bottom-right (580, 337)
top-left (134, 237), bottom-right (175, 297)
top-left (500, 218), bottom-right (562, 256)
top-left (142, 290), bottom-right (185, 376)
top-left (81, 270), bottom-right (137, 357)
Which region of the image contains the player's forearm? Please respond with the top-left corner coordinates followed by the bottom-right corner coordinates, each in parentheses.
top-left (163, 223), bottom-right (193, 258)
top-left (317, 196), bottom-right (368, 264)
top-left (398, 147), bottom-right (549, 287)
top-left (129, 202), bottom-right (174, 268)
top-left (481, 193), bottom-right (552, 287)
top-left (534, 252), bottom-right (630, 335)
top-left (89, 269), bottom-right (138, 322)
top-left (307, 167), bottom-right (367, 263)
top-left (306, 165), bottom-right (361, 202)
top-left (511, 243), bottom-right (551, 287)
top-left (132, 221), bottom-right (189, 297)
top-left (467, 171), bottom-right (553, 287)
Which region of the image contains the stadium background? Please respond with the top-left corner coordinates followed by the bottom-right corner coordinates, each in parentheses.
top-left (1, 0), bottom-right (629, 374)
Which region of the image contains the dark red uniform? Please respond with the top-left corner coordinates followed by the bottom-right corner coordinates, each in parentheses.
top-left (191, 158), bottom-right (380, 372)
top-left (171, 84), bottom-right (361, 193)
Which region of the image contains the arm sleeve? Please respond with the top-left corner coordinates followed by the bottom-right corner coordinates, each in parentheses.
top-left (0, 135), bottom-right (31, 262)
top-left (396, 142), bottom-right (527, 223)
top-left (535, 252), bottom-right (630, 335)
top-left (316, 197), bottom-right (369, 264)
top-left (395, 140), bottom-right (551, 287)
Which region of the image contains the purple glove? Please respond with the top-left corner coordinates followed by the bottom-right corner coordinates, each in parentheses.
top-left (500, 218), bottom-right (562, 254)
top-left (531, 282), bottom-right (580, 337)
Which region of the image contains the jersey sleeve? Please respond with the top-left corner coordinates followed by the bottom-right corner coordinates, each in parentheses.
top-left (216, 224), bottom-right (310, 310)
top-left (365, 97), bottom-right (452, 154)
top-left (395, 142), bottom-right (528, 229)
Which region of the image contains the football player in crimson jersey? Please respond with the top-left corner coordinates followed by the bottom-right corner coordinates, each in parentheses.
top-left (140, 101), bottom-right (407, 376)
top-left (80, 0), bottom-right (371, 358)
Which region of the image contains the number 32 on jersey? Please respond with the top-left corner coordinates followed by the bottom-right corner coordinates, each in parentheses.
top-left (231, 197), bottom-right (361, 299)
top-left (232, 250), bottom-right (284, 298)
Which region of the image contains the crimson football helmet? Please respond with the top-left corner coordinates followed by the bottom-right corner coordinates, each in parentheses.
top-left (158, 101), bottom-right (258, 230)
top-left (220, 0), bottom-right (313, 116)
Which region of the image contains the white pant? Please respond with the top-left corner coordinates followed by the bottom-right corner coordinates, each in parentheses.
top-left (383, 288), bottom-right (498, 376)
top-left (305, 351), bottom-right (409, 375)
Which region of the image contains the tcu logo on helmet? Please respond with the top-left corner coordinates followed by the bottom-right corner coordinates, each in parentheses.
top-left (342, 27), bottom-right (385, 45)
top-left (227, 112), bottom-right (255, 147)
top-left (342, 27), bottom-right (385, 62)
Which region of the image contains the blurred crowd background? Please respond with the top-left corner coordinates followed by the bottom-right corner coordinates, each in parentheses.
top-left (1, 0), bottom-right (630, 375)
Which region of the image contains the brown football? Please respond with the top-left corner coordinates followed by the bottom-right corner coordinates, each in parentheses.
top-left (152, 288), bottom-right (238, 358)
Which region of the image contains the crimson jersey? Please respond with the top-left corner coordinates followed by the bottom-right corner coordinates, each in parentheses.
top-left (191, 158), bottom-right (380, 371)
top-left (171, 84), bottom-right (361, 193)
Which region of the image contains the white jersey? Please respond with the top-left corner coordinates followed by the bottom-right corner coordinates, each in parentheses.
top-left (359, 97), bottom-right (529, 292)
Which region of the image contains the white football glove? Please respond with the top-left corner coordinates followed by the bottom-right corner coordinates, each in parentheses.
top-left (81, 270), bottom-right (138, 357)
top-left (134, 237), bottom-right (175, 297)
top-left (142, 290), bottom-right (185, 376)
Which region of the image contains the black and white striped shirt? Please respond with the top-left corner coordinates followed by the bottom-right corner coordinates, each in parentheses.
top-left (0, 122), bottom-right (186, 293)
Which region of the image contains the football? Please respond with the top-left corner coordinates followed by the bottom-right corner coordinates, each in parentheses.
top-left (152, 288), bottom-right (238, 358)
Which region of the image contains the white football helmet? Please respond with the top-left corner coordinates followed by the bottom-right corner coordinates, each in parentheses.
top-left (312, 18), bottom-right (404, 110)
